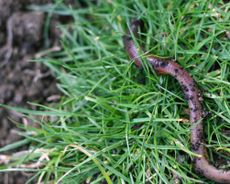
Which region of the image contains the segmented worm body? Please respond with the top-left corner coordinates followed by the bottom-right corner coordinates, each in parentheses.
top-left (123, 20), bottom-right (230, 183)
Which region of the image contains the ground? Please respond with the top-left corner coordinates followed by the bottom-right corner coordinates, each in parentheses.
top-left (0, 1), bottom-right (229, 183)
top-left (0, 0), bottom-right (68, 183)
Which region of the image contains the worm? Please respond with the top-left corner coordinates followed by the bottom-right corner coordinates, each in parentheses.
top-left (123, 19), bottom-right (230, 183)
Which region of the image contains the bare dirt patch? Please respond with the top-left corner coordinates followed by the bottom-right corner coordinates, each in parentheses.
top-left (0, 0), bottom-right (78, 183)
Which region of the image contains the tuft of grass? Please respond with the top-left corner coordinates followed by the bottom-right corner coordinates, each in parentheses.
top-left (1, 0), bottom-right (230, 183)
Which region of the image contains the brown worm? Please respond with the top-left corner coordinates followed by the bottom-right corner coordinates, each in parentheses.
top-left (123, 19), bottom-right (230, 183)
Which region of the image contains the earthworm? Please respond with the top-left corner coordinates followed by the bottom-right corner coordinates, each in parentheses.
top-left (123, 19), bottom-right (230, 183)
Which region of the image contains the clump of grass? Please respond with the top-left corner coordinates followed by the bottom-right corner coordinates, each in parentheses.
top-left (1, 0), bottom-right (230, 183)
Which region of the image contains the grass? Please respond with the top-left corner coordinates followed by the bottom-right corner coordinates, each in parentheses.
top-left (1, 0), bottom-right (230, 183)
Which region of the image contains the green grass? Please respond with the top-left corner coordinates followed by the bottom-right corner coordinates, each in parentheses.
top-left (1, 0), bottom-right (230, 183)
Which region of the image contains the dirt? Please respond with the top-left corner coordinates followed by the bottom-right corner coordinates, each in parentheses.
top-left (0, 0), bottom-right (79, 183)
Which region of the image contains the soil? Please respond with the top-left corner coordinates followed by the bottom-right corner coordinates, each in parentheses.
top-left (0, 0), bottom-right (78, 183)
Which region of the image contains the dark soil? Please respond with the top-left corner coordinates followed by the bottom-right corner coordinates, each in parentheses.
top-left (0, 0), bottom-right (77, 183)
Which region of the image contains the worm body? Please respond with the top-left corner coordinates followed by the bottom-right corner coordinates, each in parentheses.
top-left (123, 20), bottom-right (230, 183)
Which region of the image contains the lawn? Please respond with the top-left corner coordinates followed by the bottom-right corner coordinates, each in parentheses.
top-left (1, 0), bottom-right (230, 183)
